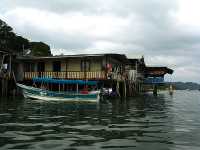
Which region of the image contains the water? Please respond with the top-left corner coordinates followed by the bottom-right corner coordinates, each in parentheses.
top-left (0, 91), bottom-right (200, 150)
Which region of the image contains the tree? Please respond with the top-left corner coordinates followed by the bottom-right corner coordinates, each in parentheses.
top-left (0, 19), bottom-right (30, 52)
top-left (0, 19), bottom-right (14, 51)
top-left (30, 42), bottom-right (52, 56)
top-left (0, 19), bottom-right (52, 56)
top-left (11, 36), bottom-right (29, 51)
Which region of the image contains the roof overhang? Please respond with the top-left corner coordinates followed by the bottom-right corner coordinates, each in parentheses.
top-left (16, 53), bottom-right (129, 62)
top-left (145, 66), bottom-right (173, 77)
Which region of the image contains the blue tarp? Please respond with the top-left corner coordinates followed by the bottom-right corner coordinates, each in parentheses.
top-left (32, 78), bottom-right (97, 85)
top-left (144, 77), bottom-right (164, 84)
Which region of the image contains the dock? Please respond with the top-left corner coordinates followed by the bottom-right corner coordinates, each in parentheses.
top-left (0, 53), bottom-right (173, 98)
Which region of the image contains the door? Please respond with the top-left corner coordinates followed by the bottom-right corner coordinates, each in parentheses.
top-left (81, 60), bottom-right (90, 72)
top-left (37, 62), bottom-right (45, 77)
top-left (37, 62), bottom-right (45, 72)
top-left (53, 61), bottom-right (61, 72)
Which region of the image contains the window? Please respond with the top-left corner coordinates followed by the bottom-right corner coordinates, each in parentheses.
top-left (37, 62), bottom-right (45, 72)
top-left (24, 62), bottom-right (35, 72)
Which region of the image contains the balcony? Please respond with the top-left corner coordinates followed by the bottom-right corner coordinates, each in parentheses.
top-left (24, 71), bottom-right (106, 80)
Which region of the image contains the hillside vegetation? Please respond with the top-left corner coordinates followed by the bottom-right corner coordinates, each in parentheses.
top-left (0, 19), bottom-right (52, 56)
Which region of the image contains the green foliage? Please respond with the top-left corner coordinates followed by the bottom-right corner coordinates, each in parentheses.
top-left (0, 19), bottom-right (52, 56)
top-left (0, 19), bottom-right (29, 52)
top-left (30, 42), bottom-right (52, 56)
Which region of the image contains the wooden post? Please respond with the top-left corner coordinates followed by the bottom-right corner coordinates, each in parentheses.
top-left (169, 84), bottom-right (173, 95)
top-left (59, 83), bottom-right (60, 92)
top-left (66, 59), bottom-right (68, 79)
top-left (1, 78), bottom-right (3, 96)
top-left (135, 82), bottom-right (137, 94)
top-left (132, 82), bottom-right (135, 96)
top-left (9, 55), bottom-right (12, 78)
top-left (124, 80), bottom-right (126, 98)
top-left (153, 84), bottom-right (158, 96)
top-left (76, 83), bottom-right (78, 94)
top-left (0, 79), bottom-right (3, 97)
top-left (12, 71), bottom-right (17, 96)
top-left (129, 82), bottom-right (132, 96)
top-left (116, 80), bottom-right (120, 97)
top-left (5, 78), bottom-right (8, 96)
top-left (138, 82), bottom-right (141, 93)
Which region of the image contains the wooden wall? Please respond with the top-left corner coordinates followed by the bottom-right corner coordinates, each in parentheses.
top-left (45, 61), bottom-right (52, 72)
top-left (90, 59), bottom-right (102, 71)
top-left (17, 55), bottom-right (125, 79)
top-left (67, 59), bottom-right (81, 71)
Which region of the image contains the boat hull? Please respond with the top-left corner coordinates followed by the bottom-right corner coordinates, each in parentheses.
top-left (17, 83), bottom-right (100, 102)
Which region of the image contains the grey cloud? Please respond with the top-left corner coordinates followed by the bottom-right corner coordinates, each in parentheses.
top-left (0, 0), bottom-right (103, 14)
top-left (0, 0), bottom-right (177, 16)
top-left (1, 0), bottom-right (200, 82)
top-left (16, 26), bottom-right (93, 51)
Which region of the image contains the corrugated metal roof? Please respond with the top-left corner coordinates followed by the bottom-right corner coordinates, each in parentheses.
top-left (16, 53), bottom-right (127, 60)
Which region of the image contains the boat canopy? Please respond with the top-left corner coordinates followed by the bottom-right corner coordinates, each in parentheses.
top-left (32, 78), bottom-right (97, 85)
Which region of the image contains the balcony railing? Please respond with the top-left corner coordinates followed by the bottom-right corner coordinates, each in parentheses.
top-left (24, 71), bottom-right (106, 80)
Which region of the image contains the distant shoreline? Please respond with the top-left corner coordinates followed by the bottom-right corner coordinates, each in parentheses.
top-left (167, 82), bottom-right (200, 90)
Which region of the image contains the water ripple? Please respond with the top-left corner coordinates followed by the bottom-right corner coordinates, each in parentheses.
top-left (0, 91), bottom-right (200, 149)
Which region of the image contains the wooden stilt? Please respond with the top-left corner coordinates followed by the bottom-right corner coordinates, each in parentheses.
top-left (153, 84), bottom-right (158, 96)
top-left (76, 83), bottom-right (78, 94)
top-left (59, 83), bottom-right (60, 92)
top-left (116, 81), bottom-right (120, 97)
top-left (169, 84), bottom-right (173, 95)
top-left (124, 80), bottom-right (126, 98)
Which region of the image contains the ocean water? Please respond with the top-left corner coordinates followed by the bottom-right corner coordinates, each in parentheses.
top-left (0, 90), bottom-right (200, 150)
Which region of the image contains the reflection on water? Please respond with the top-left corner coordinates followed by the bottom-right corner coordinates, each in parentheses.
top-left (0, 91), bottom-right (200, 149)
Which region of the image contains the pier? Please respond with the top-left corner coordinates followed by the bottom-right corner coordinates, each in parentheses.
top-left (0, 53), bottom-right (173, 98)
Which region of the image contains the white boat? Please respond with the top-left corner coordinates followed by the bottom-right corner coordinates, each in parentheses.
top-left (17, 78), bottom-right (100, 102)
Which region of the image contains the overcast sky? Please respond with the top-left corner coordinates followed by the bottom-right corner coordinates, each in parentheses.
top-left (0, 0), bottom-right (200, 82)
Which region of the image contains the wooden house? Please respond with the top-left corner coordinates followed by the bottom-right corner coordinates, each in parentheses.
top-left (16, 54), bottom-right (129, 82)
top-left (144, 67), bottom-right (173, 84)
top-left (0, 51), bottom-right (174, 97)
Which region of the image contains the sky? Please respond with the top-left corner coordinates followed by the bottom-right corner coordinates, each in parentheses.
top-left (0, 0), bottom-right (200, 83)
